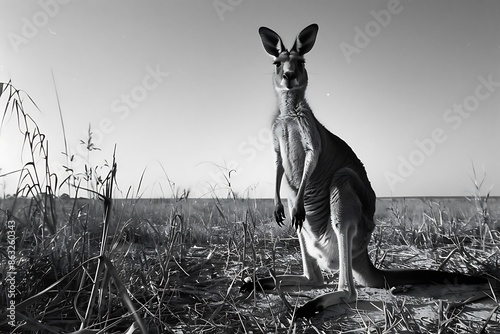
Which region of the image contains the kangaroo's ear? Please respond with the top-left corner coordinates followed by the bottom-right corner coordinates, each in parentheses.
top-left (259, 27), bottom-right (286, 57)
top-left (292, 24), bottom-right (318, 55)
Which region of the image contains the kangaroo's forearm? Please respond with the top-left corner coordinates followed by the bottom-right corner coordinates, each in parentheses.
top-left (295, 115), bottom-right (320, 202)
top-left (275, 163), bottom-right (284, 204)
top-left (297, 149), bottom-right (319, 202)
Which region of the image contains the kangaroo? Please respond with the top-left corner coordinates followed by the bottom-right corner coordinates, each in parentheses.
top-left (241, 23), bottom-right (488, 318)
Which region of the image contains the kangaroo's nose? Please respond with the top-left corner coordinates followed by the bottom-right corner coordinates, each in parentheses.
top-left (283, 71), bottom-right (296, 81)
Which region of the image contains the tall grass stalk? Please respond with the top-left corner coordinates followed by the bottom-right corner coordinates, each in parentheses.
top-left (468, 163), bottom-right (495, 252)
top-left (0, 81), bottom-right (147, 332)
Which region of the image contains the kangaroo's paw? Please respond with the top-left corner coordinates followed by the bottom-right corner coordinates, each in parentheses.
top-left (274, 202), bottom-right (286, 226)
top-left (291, 202), bottom-right (306, 231)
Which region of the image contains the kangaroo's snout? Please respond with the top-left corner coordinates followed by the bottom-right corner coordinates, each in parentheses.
top-left (283, 71), bottom-right (296, 81)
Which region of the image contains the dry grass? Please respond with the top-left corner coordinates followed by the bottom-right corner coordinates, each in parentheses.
top-left (0, 81), bottom-right (499, 333)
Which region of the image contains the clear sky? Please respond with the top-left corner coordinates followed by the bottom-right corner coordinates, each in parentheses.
top-left (0, 0), bottom-right (499, 198)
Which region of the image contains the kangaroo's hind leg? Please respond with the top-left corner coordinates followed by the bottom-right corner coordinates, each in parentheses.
top-left (295, 168), bottom-right (364, 318)
top-left (240, 195), bottom-right (324, 292)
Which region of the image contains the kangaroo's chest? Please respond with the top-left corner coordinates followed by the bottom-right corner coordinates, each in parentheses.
top-left (274, 120), bottom-right (306, 190)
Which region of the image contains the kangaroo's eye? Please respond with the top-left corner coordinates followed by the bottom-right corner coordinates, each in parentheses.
top-left (298, 60), bottom-right (305, 67)
top-left (273, 61), bottom-right (282, 69)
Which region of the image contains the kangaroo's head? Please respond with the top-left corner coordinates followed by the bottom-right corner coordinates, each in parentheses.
top-left (258, 24), bottom-right (318, 92)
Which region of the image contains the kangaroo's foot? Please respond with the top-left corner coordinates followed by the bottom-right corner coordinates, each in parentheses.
top-left (294, 289), bottom-right (357, 319)
top-left (240, 274), bottom-right (323, 293)
top-left (240, 277), bottom-right (275, 293)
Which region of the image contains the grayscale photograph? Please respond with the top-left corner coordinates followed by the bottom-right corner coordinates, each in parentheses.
top-left (1, 1), bottom-right (499, 332)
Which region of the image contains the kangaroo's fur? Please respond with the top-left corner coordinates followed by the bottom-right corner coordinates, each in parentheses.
top-left (241, 23), bottom-right (487, 318)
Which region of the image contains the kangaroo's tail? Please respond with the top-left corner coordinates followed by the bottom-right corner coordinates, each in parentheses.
top-left (353, 250), bottom-right (488, 288)
top-left (377, 268), bottom-right (488, 287)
